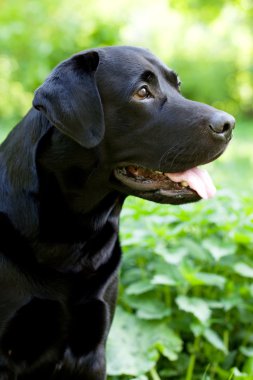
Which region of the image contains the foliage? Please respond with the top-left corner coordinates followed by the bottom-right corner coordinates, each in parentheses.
top-left (107, 191), bottom-right (253, 380)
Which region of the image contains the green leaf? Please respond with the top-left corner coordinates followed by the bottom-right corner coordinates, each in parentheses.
top-left (223, 297), bottom-right (244, 311)
top-left (126, 280), bottom-right (155, 295)
top-left (107, 307), bottom-right (182, 376)
top-left (240, 347), bottom-right (253, 357)
top-left (155, 244), bottom-right (187, 265)
top-left (232, 367), bottom-right (250, 378)
top-left (151, 274), bottom-right (177, 286)
top-left (137, 301), bottom-right (171, 320)
top-left (152, 262), bottom-right (183, 285)
top-left (195, 272), bottom-right (226, 289)
top-left (202, 239), bottom-right (235, 261)
top-left (183, 238), bottom-right (208, 260)
top-left (176, 296), bottom-right (211, 323)
top-left (124, 293), bottom-right (171, 320)
top-left (243, 357), bottom-right (253, 375)
top-left (180, 267), bottom-right (204, 286)
top-left (107, 309), bottom-right (158, 376)
top-left (203, 328), bottom-right (228, 354)
top-left (234, 262), bottom-right (253, 278)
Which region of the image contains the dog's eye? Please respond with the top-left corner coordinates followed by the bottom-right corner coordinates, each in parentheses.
top-left (134, 86), bottom-right (151, 100)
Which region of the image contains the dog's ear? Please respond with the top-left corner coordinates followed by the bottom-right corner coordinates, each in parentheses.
top-left (33, 51), bottom-right (104, 149)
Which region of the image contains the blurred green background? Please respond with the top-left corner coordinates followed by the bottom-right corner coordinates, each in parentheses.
top-left (1, 0), bottom-right (253, 379)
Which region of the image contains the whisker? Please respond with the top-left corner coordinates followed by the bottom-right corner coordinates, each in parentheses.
top-left (158, 144), bottom-right (180, 171)
top-left (168, 146), bottom-right (188, 170)
top-left (160, 136), bottom-right (205, 170)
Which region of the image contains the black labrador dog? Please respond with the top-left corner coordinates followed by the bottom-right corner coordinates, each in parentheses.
top-left (0, 46), bottom-right (235, 379)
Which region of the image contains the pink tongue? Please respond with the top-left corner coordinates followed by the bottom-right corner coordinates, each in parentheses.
top-left (166, 167), bottom-right (216, 199)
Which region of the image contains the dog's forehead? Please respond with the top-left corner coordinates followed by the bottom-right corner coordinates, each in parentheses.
top-left (97, 46), bottom-right (172, 78)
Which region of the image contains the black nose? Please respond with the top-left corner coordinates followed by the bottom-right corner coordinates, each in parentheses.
top-left (209, 112), bottom-right (235, 141)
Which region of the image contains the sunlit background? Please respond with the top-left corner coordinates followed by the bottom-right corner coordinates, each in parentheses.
top-left (1, 1), bottom-right (253, 379)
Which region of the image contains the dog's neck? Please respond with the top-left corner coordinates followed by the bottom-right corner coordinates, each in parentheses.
top-left (34, 123), bottom-right (126, 271)
top-left (34, 191), bottom-right (124, 273)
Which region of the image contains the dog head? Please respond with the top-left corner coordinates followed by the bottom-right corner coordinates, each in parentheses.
top-left (33, 46), bottom-right (235, 205)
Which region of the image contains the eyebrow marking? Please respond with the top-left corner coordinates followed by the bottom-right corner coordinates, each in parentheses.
top-left (140, 70), bottom-right (156, 82)
top-left (164, 69), bottom-right (180, 86)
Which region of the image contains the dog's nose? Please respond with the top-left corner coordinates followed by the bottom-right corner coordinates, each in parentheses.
top-left (208, 112), bottom-right (235, 141)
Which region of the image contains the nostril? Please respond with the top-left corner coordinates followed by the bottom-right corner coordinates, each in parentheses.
top-left (222, 122), bottom-right (231, 133)
top-left (209, 122), bottom-right (231, 134)
top-left (208, 114), bottom-right (235, 138)
top-left (209, 123), bottom-right (224, 134)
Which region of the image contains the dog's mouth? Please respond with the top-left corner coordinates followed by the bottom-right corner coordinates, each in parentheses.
top-left (113, 165), bottom-right (216, 205)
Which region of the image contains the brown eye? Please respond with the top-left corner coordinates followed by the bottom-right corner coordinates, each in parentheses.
top-left (134, 86), bottom-right (151, 100)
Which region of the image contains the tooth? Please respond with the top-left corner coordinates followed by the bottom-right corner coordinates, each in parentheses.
top-left (181, 181), bottom-right (189, 187)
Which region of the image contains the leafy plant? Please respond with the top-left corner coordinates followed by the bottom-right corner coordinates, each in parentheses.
top-left (107, 191), bottom-right (253, 379)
